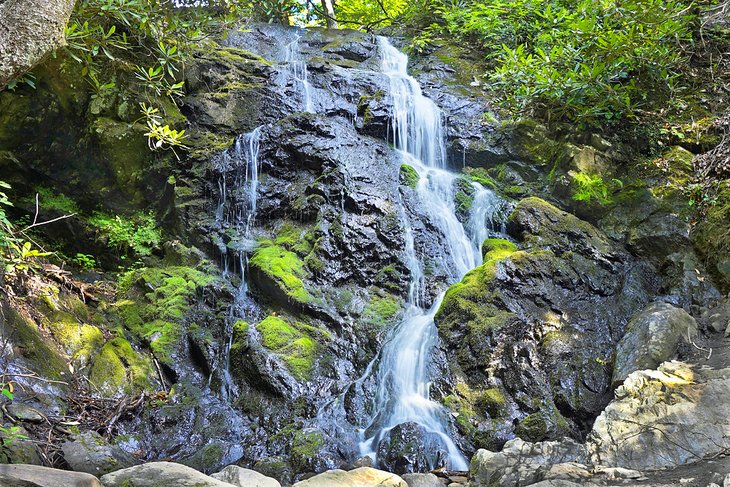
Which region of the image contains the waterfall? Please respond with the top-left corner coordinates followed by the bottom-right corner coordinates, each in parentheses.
top-left (355, 38), bottom-right (509, 471)
top-left (215, 127), bottom-right (263, 399)
top-left (285, 36), bottom-right (315, 113)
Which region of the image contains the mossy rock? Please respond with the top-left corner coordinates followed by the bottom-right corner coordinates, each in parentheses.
top-left (399, 163), bottom-right (419, 188)
top-left (4, 306), bottom-right (69, 381)
top-left (481, 238), bottom-right (517, 259)
top-left (114, 265), bottom-right (217, 365)
top-left (515, 413), bottom-right (548, 442)
top-left (289, 428), bottom-right (325, 473)
top-left (89, 337), bottom-right (155, 397)
top-left (249, 241), bottom-right (312, 307)
top-left (693, 187), bottom-right (730, 292)
top-left (362, 289), bottom-right (403, 327)
top-left (255, 316), bottom-right (319, 381)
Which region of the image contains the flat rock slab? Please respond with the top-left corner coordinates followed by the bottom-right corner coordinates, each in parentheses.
top-left (100, 462), bottom-right (232, 487)
top-left (211, 465), bottom-right (280, 487)
top-left (0, 464), bottom-right (102, 487)
top-left (292, 467), bottom-right (407, 486)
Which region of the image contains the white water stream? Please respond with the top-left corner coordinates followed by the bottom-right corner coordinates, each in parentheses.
top-left (285, 36), bottom-right (315, 113)
top-left (216, 127), bottom-right (263, 400)
top-left (355, 38), bottom-right (507, 470)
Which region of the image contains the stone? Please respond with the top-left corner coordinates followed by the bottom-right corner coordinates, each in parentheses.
top-left (401, 472), bottom-right (442, 487)
top-left (99, 462), bottom-right (232, 486)
top-left (6, 403), bottom-right (44, 423)
top-left (210, 465), bottom-right (281, 487)
top-left (525, 482), bottom-right (583, 487)
top-left (437, 196), bottom-right (658, 447)
top-left (469, 438), bottom-right (589, 487)
top-left (62, 431), bottom-right (139, 476)
top-left (291, 467), bottom-right (408, 487)
top-left (0, 464), bottom-right (102, 487)
top-left (376, 422), bottom-right (447, 474)
top-left (542, 463), bottom-right (592, 481)
top-left (594, 466), bottom-right (642, 479)
top-left (724, 472), bottom-right (730, 487)
top-left (352, 456), bottom-right (374, 468)
top-left (612, 302), bottom-right (697, 386)
top-left (588, 361), bottom-right (730, 470)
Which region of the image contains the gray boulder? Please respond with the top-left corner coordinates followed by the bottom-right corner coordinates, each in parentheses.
top-left (468, 438), bottom-right (589, 487)
top-left (612, 302), bottom-right (697, 386)
top-left (292, 467), bottom-right (407, 487)
top-left (100, 462), bottom-right (232, 487)
top-left (401, 472), bottom-right (442, 487)
top-left (211, 465), bottom-right (280, 487)
top-left (589, 361), bottom-right (730, 470)
top-left (0, 464), bottom-right (102, 487)
top-left (62, 431), bottom-right (139, 476)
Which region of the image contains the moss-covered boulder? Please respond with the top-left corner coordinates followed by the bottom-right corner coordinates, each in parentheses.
top-left (436, 198), bottom-right (657, 447)
top-left (89, 337), bottom-right (156, 397)
top-left (255, 316), bottom-right (319, 381)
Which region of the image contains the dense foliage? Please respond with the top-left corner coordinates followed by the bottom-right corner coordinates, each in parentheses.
top-left (399, 0), bottom-right (694, 127)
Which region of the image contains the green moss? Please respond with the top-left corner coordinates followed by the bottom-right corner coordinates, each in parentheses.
top-left (114, 266), bottom-right (216, 364)
top-left (464, 167), bottom-right (497, 189)
top-left (89, 337), bottom-right (154, 397)
top-left (45, 310), bottom-right (103, 366)
top-left (363, 290), bottom-right (403, 327)
top-left (250, 243), bottom-right (311, 304)
top-left (437, 244), bottom-right (519, 334)
top-left (454, 177), bottom-right (477, 219)
top-left (255, 316), bottom-right (319, 381)
top-left (515, 413), bottom-right (547, 442)
top-left (290, 429), bottom-right (325, 472)
top-left (33, 187), bottom-right (80, 214)
top-left (188, 131), bottom-right (235, 160)
top-left (693, 187), bottom-right (730, 291)
top-left (481, 238), bottom-right (517, 259)
top-left (476, 388), bottom-right (507, 418)
top-left (5, 308), bottom-right (69, 380)
top-left (257, 316), bottom-right (300, 350)
top-left (399, 163), bottom-right (420, 188)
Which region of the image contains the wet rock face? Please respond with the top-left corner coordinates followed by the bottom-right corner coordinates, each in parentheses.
top-left (436, 197), bottom-right (659, 450)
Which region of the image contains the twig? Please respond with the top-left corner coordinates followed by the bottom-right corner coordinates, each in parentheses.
top-left (19, 213), bottom-right (77, 233)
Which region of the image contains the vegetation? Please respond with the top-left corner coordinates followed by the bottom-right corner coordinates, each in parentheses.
top-left (89, 211), bottom-right (161, 257)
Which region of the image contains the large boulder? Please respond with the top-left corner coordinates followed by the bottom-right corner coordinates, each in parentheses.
top-left (0, 464), bottom-right (101, 487)
top-left (211, 465), bottom-right (280, 487)
top-left (292, 467), bottom-right (407, 487)
top-left (62, 431), bottom-right (140, 476)
top-left (588, 361), bottom-right (730, 469)
top-left (375, 422), bottom-right (447, 475)
top-left (468, 438), bottom-right (589, 487)
top-left (611, 302), bottom-right (697, 386)
top-left (436, 197), bottom-right (657, 449)
top-left (99, 462), bottom-right (232, 487)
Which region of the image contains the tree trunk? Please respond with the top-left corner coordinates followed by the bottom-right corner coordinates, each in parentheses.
top-left (0, 0), bottom-right (77, 90)
top-left (321, 0), bottom-right (338, 29)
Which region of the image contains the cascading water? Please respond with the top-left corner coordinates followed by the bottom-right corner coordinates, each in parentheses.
top-left (214, 126), bottom-right (263, 399)
top-left (354, 37), bottom-right (510, 471)
top-left (285, 36), bottom-right (315, 113)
